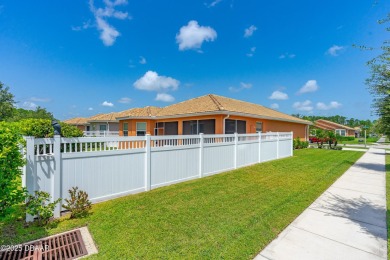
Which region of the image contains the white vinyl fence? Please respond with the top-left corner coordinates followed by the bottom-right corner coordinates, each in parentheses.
top-left (23, 132), bottom-right (293, 219)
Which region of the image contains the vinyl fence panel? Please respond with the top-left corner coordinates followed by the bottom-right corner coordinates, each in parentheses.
top-left (23, 132), bottom-right (293, 220)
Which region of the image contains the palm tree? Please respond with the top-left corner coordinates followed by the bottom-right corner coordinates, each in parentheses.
top-left (316, 129), bottom-right (326, 149)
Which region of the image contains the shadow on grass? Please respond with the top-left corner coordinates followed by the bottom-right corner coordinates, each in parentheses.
top-left (0, 205), bottom-right (55, 245)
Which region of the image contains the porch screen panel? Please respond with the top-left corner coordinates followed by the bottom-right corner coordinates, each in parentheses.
top-left (183, 120), bottom-right (196, 135)
top-left (198, 119), bottom-right (215, 134)
top-left (225, 119), bottom-right (236, 134)
top-left (237, 120), bottom-right (246, 134)
top-left (165, 122), bottom-right (178, 135)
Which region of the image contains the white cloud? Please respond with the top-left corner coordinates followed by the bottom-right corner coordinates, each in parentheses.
top-left (246, 46), bottom-right (256, 57)
top-left (88, 0), bottom-right (130, 46)
top-left (22, 101), bottom-right (37, 110)
top-left (228, 82), bottom-right (252, 92)
top-left (270, 103), bottom-right (279, 109)
top-left (118, 97), bottom-right (132, 104)
top-left (326, 45), bottom-right (345, 56)
top-left (293, 100), bottom-right (313, 112)
top-left (30, 97), bottom-right (51, 102)
top-left (268, 90), bottom-right (288, 100)
top-left (95, 17), bottom-right (119, 46)
top-left (176, 20), bottom-right (217, 51)
top-left (102, 101), bottom-right (114, 107)
top-left (297, 80), bottom-right (319, 94)
top-left (88, 107), bottom-right (94, 111)
top-left (204, 0), bottom-right (223, 8)
top-left (71, 20), bottom-right (92, 31)
top-left (244, 25), bottom-right (257, 38)
top-left (316, 101), bottom-right (342, 110)
top-left (155, 93), bottom-right (175, 102)
top-left (139, 56), bottom-right (147, 64)
top-left (279, 53), bottom-right (296, 59)
top-left (134, 71), bottom-right (180, 92)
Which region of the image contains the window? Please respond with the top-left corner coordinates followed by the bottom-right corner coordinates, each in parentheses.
top-left (136, 122), bottom-right (147, 136)
top-left (335, 129), bottom-right (346, 136)
top-left (164, 122), bottom-right (178, 135)
top-left (225, 119), bottom-right (246, 134)
top-left (183, 119), bottom-right (215, 135)
top-left (99, 124), bottom-right (107, 131)
top-left (256, 122), bottom-right (263, 133)
top-left (123, 123), bottom-right (128, 136)
top-left (86, 126), bottom-right (90, 131)
top-left (154, 122), bottom-right (179, 135)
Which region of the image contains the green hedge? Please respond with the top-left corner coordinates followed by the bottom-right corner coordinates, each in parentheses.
top-left (338, 136), bottom-right (355, 141)
top-left (12, 119), bottom-right (83, 138)
top-left (0, 119), bottom-right (83, 216)
top-left (0, 122), bottom-right (26, 215)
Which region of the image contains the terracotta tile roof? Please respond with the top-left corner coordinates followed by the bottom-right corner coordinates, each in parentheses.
top-left (155, 94), bottom-right (311, 124)
top-left (314, 121), bottom-right (335, 130)
top-left (89, 112), bottom-right (121, 122)
top-left (63, 117), bottom-right (90, 125)
top-left (315, 119), bottom-right (355, 131)
top-left (116, 106), bottom-right (162, 118)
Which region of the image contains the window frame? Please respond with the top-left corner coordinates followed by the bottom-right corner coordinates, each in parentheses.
top-left (224, 119), bottom-right (246, 134)
top-left (182, 119), bottom-right (215, 135)
top-left (123, 122), bottom-right (128, 136)
top-left (136, 122), bottom-right (147, 136)
top-left (335, 129), bottom-right (346, 136)
top-left (255, 122), bottom-right (263, 133)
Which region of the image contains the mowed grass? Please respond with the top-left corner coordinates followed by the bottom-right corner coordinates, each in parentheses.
top-left (341, 137), bottom-right (379, 144)
top-left (386, 155), bottom-right (390, 259)
top-left (1, 149), bottom-right (363, 259)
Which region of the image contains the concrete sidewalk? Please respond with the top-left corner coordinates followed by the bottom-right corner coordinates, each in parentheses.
top-left (256, 148), bottom-right (387, 260)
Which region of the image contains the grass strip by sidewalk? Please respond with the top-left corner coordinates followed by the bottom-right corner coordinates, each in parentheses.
top-left (1, 149), bottom-right (363, 259)
top-left (386, 154), bottom-right (390, 259)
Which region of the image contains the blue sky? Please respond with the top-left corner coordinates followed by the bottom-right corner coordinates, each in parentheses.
top-left (0, 0), bottom-right (388, 120)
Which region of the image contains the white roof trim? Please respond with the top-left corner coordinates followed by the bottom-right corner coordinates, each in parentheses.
top-left (116, 111), bottom-right (311, 125)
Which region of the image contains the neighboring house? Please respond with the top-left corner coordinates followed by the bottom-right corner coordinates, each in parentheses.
top-left (313, 119), bottom-right (356, 137)
top-left (116, 94), bottom-right (311, 140)
top-left (87, 112), bottom-right (120, 135)
top-left (354, 127), bottom-right (361, 138)
top-left (63, 117), bottom-right (90, 131)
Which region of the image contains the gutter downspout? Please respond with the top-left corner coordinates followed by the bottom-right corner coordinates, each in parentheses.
top-left (223, 114), bottom-right (230, 134)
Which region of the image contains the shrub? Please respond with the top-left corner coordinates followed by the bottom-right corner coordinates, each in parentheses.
top-left (293, 137), bottom-right (309, 149)
top-left (15, 119), bottom-right (83, 138)
top-left (25, 191), bottom-right (61, 226)
top-left (339, 136), bottom-right (355, 141)
top-left (63, 187), bottom-right (92, 219)
top-left (0, 122), bottom-right (26, 215)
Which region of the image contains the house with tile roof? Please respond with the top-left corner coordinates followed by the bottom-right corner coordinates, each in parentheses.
top-left (64, 113), bottom-right (121, 136)
top-left (117, 94), bottom-right (312, 140)
top-left (63, 117), bottom-right (90, 131)
top-left (88, 112), bottom-right (120, 133)
top-left (313, 119), bottom-right (356, 137)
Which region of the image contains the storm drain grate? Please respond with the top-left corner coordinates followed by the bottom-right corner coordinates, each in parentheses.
top-left (0, 230), bottom-right (88, 260)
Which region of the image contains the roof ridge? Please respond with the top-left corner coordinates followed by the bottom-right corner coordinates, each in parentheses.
top-left (146, 106), bottom-right (151, 116)
top-left (209, 94), bottom-right (224, 110)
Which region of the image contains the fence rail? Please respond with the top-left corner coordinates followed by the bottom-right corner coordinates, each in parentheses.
top-left (83, 130), bottom-right (119, 137)
top-left (23, 132), bottom-right (293, 221)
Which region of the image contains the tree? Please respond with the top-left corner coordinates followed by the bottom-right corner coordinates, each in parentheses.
top-left (10, 107), bottom-right (54, 121)
top-left (366, 14), bottom-right (390, 135)
top-left (0, 82), bottom-right (15, 121)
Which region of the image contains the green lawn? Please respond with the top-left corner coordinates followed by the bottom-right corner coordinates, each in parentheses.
top-left (1, 149), bottom-right (363, 259)
top-left (386, 155), bottom-right (390, 259)
top-left (341, 137), bottom-right (379, 145)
